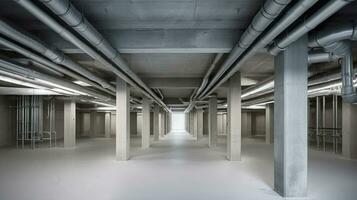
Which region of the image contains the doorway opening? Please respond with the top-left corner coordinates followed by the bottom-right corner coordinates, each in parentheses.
top-left (171, 111), bottom-right (185, 132)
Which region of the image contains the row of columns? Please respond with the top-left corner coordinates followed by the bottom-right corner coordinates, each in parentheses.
top-left (60, 34), bottom-right (357, 199)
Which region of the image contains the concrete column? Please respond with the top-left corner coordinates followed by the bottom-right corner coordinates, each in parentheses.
top-left (104, 112), bottom-right (111, 138)
top-left (153, 104), bottom-right (159, 141)
top-left (116, 78), bottom-right (130, 161)
top-left (130, 112), bottom-right (137, 136)
top-left (64, 100), bottom-right (76, 148)
top-left (142, 98), bottom-right (150, 148)
top-left (274, 35), bottom-right (308, 197)
top-left (159, 111), bottom-right (165, 137)
top-left (246, 112), bottom-right (252, 137)
top-left (265, 103), bottom-right (274, 144)
top-left (166, 112), bottom-right (171, 134)
top-left (189, 111), bottom-right (194, 135)
top-left (90, 110), bottom-right (97, 137)
top-left (185, 113), bottom-right (189, 132)
top-left (208, 94), bottom-right (217, 147)
top-left (197, 109), bottom-right (203, 140)
top-left (193, 110), bottom-right (198, 139)
top-left (227, 72), bottom-right (241, 161)
top-left (39, 96), bottom-right (43, 136)
top-left (342, 102), bottom-right (357, 159)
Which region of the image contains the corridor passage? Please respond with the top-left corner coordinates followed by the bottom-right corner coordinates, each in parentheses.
top-left (1, 133), bottom-right (356, 200)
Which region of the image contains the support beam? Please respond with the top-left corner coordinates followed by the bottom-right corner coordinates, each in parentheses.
top-left (63, 100), bottom-right (76, 148)
top-left (208, 94), bottom-right (218, 148)
top-left (116, 78), bottom-right (130, 161)
top-left (265, 103), bottom-right (274, 144)
top-left (153, 104), bottom-right (160, 141)
top-left (197, 109), bottom-right (204, 140)
top-left (142, 98), bottom-right (151, 148)
top-left (27, 29), bottom-right (240, 54)
top-left (342, 102), bottom-right (357, 159)
top-left (227, 72), bottom-right (241, 161)
top-left (104, 112), bottom-right (111, 138)
top-left (274, 35), bottom-right (308, 197)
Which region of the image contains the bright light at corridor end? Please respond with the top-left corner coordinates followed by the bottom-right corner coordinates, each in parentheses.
top-left (171, 111), bottom-right (185, 132)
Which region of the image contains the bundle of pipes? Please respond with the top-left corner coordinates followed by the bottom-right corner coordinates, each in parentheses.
top-left (0, 58), bottom-right (114, 102)
top-left (243, 21), bottom-right (357, 104)
top-left (14, 0), bottom-right (170, 112)
top-left (194, 0), bottom-right (353, 102)
top-left (0, 19), bottom-right (116, 96)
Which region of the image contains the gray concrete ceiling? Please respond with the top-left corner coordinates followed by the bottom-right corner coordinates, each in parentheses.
top-left (0, 0), bottom-right (357, 103)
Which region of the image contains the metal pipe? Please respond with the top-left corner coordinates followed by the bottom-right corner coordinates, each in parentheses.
top-left (332, 95), bottom-right (336, 153)
top-left (193, 53), bottom-right (223, 99)
top-left (308, 51), bottom-right (338, 64)
top-left (0, 19), bottom-right (115, 92)
top-left (196, 0), bottom-right (292, 99)
top-left (0, 36), bottom-right (114, 95)
top-left (13, 58), bottom-right (64, 77)
top-left (0, 58), bottom-right (113, 101)
top-left (316, 96), bottom-right (320, 149)
top-left (198, 0), bottom-right (320, 99)
top-left (16, 0), bottom-right (168, 111)
top-left (340, 43), bottom-right (356, 101)
top-left (269, 0), bottom-right (353, 55)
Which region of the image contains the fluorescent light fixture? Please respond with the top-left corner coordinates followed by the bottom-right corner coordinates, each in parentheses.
top-left (308, 82), bottom-right (342, 94)
top-left (51, 88), bottom-right (79, 96)
top-left (36, 78), bottom-right (89, 96)
top-left (255, 101), bottom-right (274, 106)
top-left (96, 106), bottom-right (116, 110)
top-left (0, 75), bottom-right (47, 89)
top-left (243, 105), bottom-right (266, 109)
top-left (241, 80), bottom-right (274, 98)
top-left (73, 80), bottom-right (91, 87)
top-left (137, 106), bottom-right (143, 109)
top-left (91, 100), bottom-right (114, 107)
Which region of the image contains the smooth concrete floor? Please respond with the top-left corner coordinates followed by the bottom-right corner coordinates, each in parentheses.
top-left (0, 131), bottom-right (357, 200)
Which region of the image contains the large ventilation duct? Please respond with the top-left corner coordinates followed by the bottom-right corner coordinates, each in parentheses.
top-left (0, 19), bottom-right (115, 94)
top-left (36, 0), bottom-right (169, 111)
top-left (197, 0), bottom-right (320, 99)
top-left (340, 43), bottom-right (356, 102)
top-left (15, 0), bottom-right (169, 112)
top-left (308, 22), bottom-right (357, 102)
